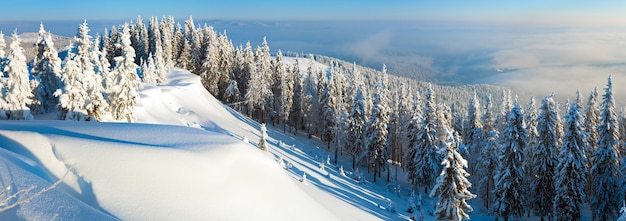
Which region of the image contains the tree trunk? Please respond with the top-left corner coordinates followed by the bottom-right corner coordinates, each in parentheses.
top-left (352, 155), bottom-right (356, 170)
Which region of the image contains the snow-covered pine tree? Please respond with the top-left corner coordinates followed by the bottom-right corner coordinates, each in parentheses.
top-left (73, 20), bottom-right (109, 121)
top-left (523, 96), bottom-right (538, 215)
top-left (280, 54), bottom-right (295, 132)
top-left (178, 39), bottom-right (192, 71)
top-left (130, 16), bottom-right (149, 65)
top-left (366, 67), bottom-right (390, 182)
top-left (223, 78), bottom-right (240, 109)
top-left (553, 99), bottom-right (587, 221)
top-left (272, 50), bottom-right (286, 126)
top-left (477, 94), bottom-right (497, 210)
top-left (55, 48), bottom-right (89, 121)
top-left (216, 33), bottom-right (234, 100)
top-left (413, 83), bottom-right (440, 193)
top-left (199, 28), bottom-right (220, 96)
top-left (586, 88), bottom-right (600, 166)
top-left (3, 32), bottom-right (34, 120)
top-left (289, 59), bottom-right (304, 133)
top-left (430, 128), bottom-right (476, 221)
top-left (347, 86), bottom-right (366, 170)
top-left (302, 57), bottom-right (320, 138)
top-left (463, 92), bottom-right (482, 184)
top-left (259, 123), bottom-right (268, 151)
top-left (107, 25), bottom-right (142, 122)
top-left (31, 23), bottom-right (63, 114)
top-left (494, 104), bottom-right (527, 221)
top-left (244, 44), bottom-right (272, 123)
top-left (257, 37), bottom-right (274, 123)
top-left (591, 76), bottom-right (620, 221)
top-left (159, 16), bottom-right (175, 68)
top-left (320, 69), bottom-right (339, 150)
top-left (530, 94), bottom-right (560, 219)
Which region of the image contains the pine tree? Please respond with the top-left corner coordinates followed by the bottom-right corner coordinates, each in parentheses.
top-left (346, 86), bottom-right (366, 170)
top-left (289, 59), bottom-right (304, 133)
top-left (3, 32), bottom-right (34, 120)
top-left (279, 55), bottom-right (295, 132)
top-left (494, 104), bottom-right (527, 221)
top-left (413, 83), bottom-right (440, 193)
top-left (463, 92), bottom-right (482, 184)
top-left (591, 76), bottom-right (620, 221)
top-left (530, 94), bottom-right (560, 219)
top-left (107, 25), bottom-right (142, 122)
top-left (478, 95), bottom-right (497, 210)
top-left (430, 128), bottom-right (476, 221)
top-left (55, 49), bottom-right (89, 121)
top-left (366, 68), bottom-right (389, 182)
top-left (553, 100), bottom-right (587, 221)
top-left (320, 71), bottom-right (338, 150)
top-left (31, 23), bottom-right (63, 114)
top-left (259, 123), bottom-right (268, 151)
top-left (73, 20), bottom-right (108, 121)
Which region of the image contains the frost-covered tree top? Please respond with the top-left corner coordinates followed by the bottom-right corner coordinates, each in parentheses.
top-left (0, 32), bottom-right (7, 58)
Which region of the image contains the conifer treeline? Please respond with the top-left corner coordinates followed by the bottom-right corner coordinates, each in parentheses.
top-left (0, 16), bottom-right (622, 220)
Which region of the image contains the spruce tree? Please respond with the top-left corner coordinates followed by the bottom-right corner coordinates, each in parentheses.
top-left (366, 69), bottom-right (389, 182)
top-left (413, 83), bottom-right (440, 193)
top-left (554, 100), bottom-right (587, 221)
top-left (430, 128), bottom-right (476, 221)
top-left (494, 104), bottom-right (527, 221)
top-left (530, 94), bottom-right (560, 219)
top-left (463, 92), bottom-right (482, 183)
top-left (347, 86), bottom-right (366, 170)
top-left (259, 123), bottom-right (268, 151)
top-left (31, 23), bottom-right (63, 114)
top-left (73, 20), bottom-right (108, 121)
top-left (478, 94), bottom-right (497, 210)
top-left (591, 76), bottom-right (620, 221)
top-left (107, 25), bottom-right (142, 122)
top-left (55, 48), bottom-right (89, 121)
top-left (3, 32), bottom-right (34, 120)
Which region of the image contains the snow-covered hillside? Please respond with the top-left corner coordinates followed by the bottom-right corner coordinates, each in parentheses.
top-left (0, 68), bottom-right (410, 220)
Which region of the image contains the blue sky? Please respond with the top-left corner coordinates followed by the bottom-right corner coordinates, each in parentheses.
top-left (1, 0), bottom-right (626, 26)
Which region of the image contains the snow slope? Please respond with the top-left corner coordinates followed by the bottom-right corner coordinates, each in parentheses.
top-left (0, 68), bottom-right (407, 220)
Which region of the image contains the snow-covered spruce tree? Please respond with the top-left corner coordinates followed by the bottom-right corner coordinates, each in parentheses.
top-left (413, 83), bottom-right (440, 193)
top-left (365, 67), bottom-right (390, 182)
top-left (272, 50), bottom-right (286, 127)
top-left (223, 78), bottom-right (241, 109)
top-left (55, 48), bottom-right (89, 121)
top-left (257, 37), bottom-right (274, 123)
top-left (159, 16), bottom-right (175, 68)
top-left (73, 20), bottom-right (109, 121)
top-left (239, 42), bottom-right (254, 110)
top-left (586, 87), bottom-right (600, 165)
top-left (107, 25), bottom-right (142, 122)
top-left (199, 27), bottom-right (220, 97)
top-left (3, 32), bottom-right (34, 120)
top-left (523, 96), bottom-right (538, 215)
top-left (289, 60), bottom-right (304, 133)
top-left (320, 71), bottom-right (339, 150)
top-left (259, 123), bottom-right (268, 151)
top-left (553, 100), bottom-right (588, 221)
top-left (477, 94), bottom-right (497, 210)
top-left (494, 104), bottom-right (527, 221)
top-left (302, 58), bottom-right (320, 137)
top-left (243, 46), bottom-right (271, 123)
top-left (406, 96), bottom-right (423, 187)
top-left (140, 55), bottom-right (158, 84)
top-left (216, 34), bottom-right (234, 100)
top-left (430, 128), bottom-right (476, 221)
top-left (347, 86), bottom-right (366, 170)
top-left (463, 92), bottom-right (482, 184)
top-left (280, 55), bottom-right (295, 132)
top-left (530, 94), bottom-right (560, 219)
top-left (130, 16), bottom-right (149, 65)
top-left (178, 38), bottom-right (192, 71)
top-left (591, 76), bottom-right (620, 221)
top-left (31, 24), bottom-right (63, 114)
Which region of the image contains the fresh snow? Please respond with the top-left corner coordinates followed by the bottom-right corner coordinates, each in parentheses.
top-left (0, 68), bottom-right (408, 220)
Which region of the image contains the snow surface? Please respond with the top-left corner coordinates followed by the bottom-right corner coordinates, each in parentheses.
top-left (0, 67), bottom-right (414, 220)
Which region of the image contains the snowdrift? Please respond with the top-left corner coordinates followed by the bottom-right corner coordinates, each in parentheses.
top-left (0, 68), bottom-right (342, 220)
